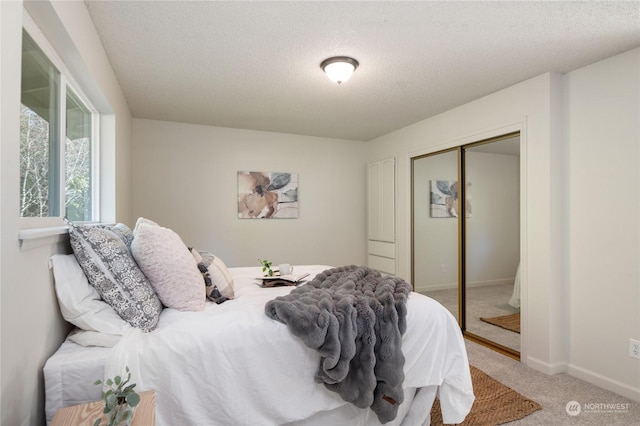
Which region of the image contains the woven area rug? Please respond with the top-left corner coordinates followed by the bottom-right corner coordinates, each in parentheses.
top-left (480, 313), bottom-right (520, 333)
top-left (430, 365), bottom-right (541, 425)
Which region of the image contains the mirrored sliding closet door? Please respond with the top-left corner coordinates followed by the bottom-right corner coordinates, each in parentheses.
top-left (411, 149), bottom-right (460, 322)
top-left (463, 135), bottom-right (520, 355)
top-left (411, 133), bottom-right (521, 358)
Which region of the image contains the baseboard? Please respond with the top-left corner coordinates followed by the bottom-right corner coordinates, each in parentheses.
top-left (526, 357), bottom-right (640, 402)
top-left (526, 356), bottom-right (568, 375)
top-left (415, 277), bottom-right (514, 293)
top-left (466, 278), bottom-right (514, 288)
top-left (567, 364), bottom-right (640, 403)
top-left (414, 282), bottom-right (457, 292)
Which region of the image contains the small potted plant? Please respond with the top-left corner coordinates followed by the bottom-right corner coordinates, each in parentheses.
top-left (93, 366), bottom-right (140, 426)
top-left (259, 258), bottom-right (274, 276)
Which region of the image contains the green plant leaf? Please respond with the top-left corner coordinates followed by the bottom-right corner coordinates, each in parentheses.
top-left (105, 393), bottom-right (117, 410)
top-left (94, 365), bottom-right (140, 424)
top-left (126, 392), bottom-right (140, 407)
top-left (123, 384), bottom-right (136, 393)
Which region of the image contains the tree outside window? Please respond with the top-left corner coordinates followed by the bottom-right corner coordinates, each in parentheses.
top-left (20, 30), bottom-right (95, 222)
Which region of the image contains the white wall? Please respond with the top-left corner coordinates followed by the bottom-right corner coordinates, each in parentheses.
top-left (132, 119), bottom-right (367, 268)
top-left (368, 48), bottom-right (640, 401)
top-left (0, 2), bottom-right (133, 425)
top-left (564, 48), bottom-right (640, 400)
top-left (465, 151), bottom-right (520, 286)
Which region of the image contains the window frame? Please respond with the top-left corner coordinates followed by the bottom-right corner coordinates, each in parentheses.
top-left (20, 12), bottom-right (100, 229)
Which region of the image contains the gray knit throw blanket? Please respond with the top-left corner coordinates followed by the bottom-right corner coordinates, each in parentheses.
top-left (264, 265), bottom-right (412, 424)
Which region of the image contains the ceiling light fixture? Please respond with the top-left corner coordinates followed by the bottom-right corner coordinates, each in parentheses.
top-left (320, 56), bottom-right (359, 84)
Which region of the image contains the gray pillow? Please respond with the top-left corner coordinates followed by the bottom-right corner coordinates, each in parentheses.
top-left (99, 223), bottom-right (134, 247)
top-left (68, 222), bottom-right (162, 332)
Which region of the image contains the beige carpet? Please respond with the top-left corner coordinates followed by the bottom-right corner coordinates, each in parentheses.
top-left (430, 365), bottom-right (541, 425)
top-left (480, 313), bottom-right (520, 334)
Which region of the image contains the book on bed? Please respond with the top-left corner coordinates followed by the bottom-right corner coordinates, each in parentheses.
top-left (257, 272), bottom-right (310, 287)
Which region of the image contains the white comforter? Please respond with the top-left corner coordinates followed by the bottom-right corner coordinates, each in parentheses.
top-left (105, 266), bottom-right (473, 425)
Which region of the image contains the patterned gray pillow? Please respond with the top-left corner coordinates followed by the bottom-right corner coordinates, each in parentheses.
top-left (68, 222), bottom-right (163, 332)
top-left (99, 223), bottom-right (134, 248)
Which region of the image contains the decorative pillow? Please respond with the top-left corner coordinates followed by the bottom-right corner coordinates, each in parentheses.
top-left (99, 223), bottom-right (134, 247)
top-left (190, 248), bottom-right (213, 287)
top-left (192, 249), bottom-right (235, 300)
top-left (50, 253), bottom-right (131, 335)
top-left (133, 216), bottom-right (159, 234)
top-left (131, 223), bottom-right (205, 311)
top-left (67, 222), bottom-right (163, 332)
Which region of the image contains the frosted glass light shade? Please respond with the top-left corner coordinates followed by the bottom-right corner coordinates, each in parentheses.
top-left (321, 57), bottom-right (359, 84)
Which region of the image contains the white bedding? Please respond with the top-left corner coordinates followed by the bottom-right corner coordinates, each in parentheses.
top-left (44, 341), bottom-right (109, 421)
top-left (509, 262), bottom-right (521, 309)
top-left (46, 265), bottom-right (473, 425)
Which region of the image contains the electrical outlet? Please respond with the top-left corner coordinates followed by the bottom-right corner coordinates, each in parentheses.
top-left (440, 264), bottom-right (447, 273)
top-left (630, 339), bottom-right (640, 360)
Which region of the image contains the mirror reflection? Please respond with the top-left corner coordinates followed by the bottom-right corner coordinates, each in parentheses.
top-left (464, 136), bottom-right (520, 352)
top-left (412, 149), bottom-right (459, 322)
top-left (411, 134), bottom-right (521, 356)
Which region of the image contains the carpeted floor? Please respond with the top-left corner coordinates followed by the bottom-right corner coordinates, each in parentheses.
top-left (421, 283), bottom-right (520, 351)
top-left (465, 340), bottom-right (640, 425)
top-left (430, 365), bottom-right (541, 425)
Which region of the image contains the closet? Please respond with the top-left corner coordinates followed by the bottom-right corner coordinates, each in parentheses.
top-left (367, 157), bottom-right (396, 275)
top-left (411, 133), bottom-right (521, 358)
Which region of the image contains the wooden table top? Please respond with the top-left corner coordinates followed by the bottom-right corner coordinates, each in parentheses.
top-left (51, 390), bottom-right (155, 426)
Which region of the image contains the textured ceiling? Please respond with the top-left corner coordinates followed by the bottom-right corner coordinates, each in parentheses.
top-left (84, 1), bottom-right (640, 141)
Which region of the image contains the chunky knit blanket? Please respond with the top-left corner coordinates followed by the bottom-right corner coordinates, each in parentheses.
top-left (264, 265), bottom-right (412, 424)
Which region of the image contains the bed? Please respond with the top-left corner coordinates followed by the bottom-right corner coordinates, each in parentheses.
top-left (44, 221), bottom-right (474, 426)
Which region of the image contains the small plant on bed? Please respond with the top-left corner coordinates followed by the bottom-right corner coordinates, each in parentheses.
top-left (93, 366), bottom-right (140, 426)
top-left (259, 258), bottom-right (274, 276)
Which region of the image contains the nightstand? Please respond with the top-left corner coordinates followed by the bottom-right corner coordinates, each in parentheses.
top-left (51, 390), bottom-right (155, 425)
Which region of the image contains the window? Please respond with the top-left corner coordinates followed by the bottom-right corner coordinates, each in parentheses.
top-left (20, 29), bottom-right (98, 223)
top-left (20, 31), bottom-right (60, 218)
top-left (65, 89), bottom-right (94, 221)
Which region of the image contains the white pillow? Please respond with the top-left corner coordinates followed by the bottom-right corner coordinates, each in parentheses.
top-left (133, 216), bottom-right (159, 234)
top-left (50, 254), bottom-right (131, 335)
top-left (131, 223), bottom-right (205, 311)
